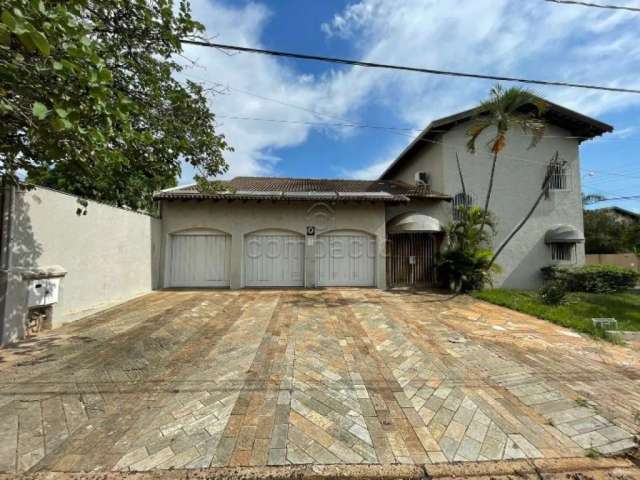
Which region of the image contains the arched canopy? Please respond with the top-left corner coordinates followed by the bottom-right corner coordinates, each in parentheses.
top-left (387, 212), bottom-right (442, 233)
top-left (544, 224), bottom-right (584, 244)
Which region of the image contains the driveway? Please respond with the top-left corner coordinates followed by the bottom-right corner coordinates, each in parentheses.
top-left (0, 289), bottom-right (638, 474)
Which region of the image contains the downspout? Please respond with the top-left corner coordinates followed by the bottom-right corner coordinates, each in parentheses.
top-left (0, 177), bottom-right (15, 269)
top-left (0, 177), bottom-right (16, 344)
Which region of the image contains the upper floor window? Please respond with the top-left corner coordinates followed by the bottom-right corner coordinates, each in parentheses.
top-left (547, 159), bottom-right (569, 191)
top-left (452, 192), bottom-right (473, 220)
top-left (550, 243), bottom-right (575, 262)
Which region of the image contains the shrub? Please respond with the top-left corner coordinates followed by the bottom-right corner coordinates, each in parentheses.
top-left (538, 279), bottom-right (567, 305)
top-left (541, 264), bottom-right (639, 294)
top-left (439, 248), bottom-right (498, 293)
top-left (438, 206), bottom-right (499, 292)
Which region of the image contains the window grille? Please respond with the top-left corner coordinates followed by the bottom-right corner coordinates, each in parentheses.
top-left (547, 159), bottom-right (568, 191)
top-left (452, 193), bottom-right (473, 220)
top-left (550, 243), bottom-right (574, 262)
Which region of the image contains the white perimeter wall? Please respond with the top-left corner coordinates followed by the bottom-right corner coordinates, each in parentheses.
top-left (9, 186), bottom-right (161, 328)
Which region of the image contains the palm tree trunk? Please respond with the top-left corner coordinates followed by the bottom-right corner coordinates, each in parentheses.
top-left (488, 154), bottom-right (556, 267)
top-left (480, 151), bottom-right (498, 232)
top-left (456, 152), bottom-right (466, 197)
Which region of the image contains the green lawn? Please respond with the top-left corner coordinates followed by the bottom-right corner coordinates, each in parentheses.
top-left (471, 289), bottom-right (640, 339)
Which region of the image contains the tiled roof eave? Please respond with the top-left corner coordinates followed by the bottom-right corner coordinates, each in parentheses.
top-left (153, 192), bottom-right (413, 202)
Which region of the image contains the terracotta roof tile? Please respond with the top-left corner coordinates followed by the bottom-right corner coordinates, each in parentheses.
top-left (154, 176), bottom-right (450, 202)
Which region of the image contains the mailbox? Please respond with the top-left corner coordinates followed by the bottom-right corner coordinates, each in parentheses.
top-left (27, 278), bottom-right (60, 307)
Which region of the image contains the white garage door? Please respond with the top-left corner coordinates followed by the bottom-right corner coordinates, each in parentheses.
top-left (316, 232), bottom-right (376, 287)
top-left (169, 233), bottom-right (230, 287)
top-left (245, 232), bottom-right (304, 287)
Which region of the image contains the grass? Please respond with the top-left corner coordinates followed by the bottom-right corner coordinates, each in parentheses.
top-left (471, 289), bottom-right (640, 339)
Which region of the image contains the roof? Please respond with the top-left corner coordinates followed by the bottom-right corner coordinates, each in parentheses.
top-left (154, 176), bottom-right (451, 203)
top-left (380, 96), bottom-right (614, 179)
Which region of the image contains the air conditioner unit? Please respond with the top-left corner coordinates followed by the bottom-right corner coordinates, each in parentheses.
top-left (415, 171), bottom-right (430, 187)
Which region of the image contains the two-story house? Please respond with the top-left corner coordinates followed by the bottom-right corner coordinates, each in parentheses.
top-left (154, 97), bottom-right (612, 290)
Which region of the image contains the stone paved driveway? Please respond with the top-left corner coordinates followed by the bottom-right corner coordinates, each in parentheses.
top-left (0, 289), bottom-right (638, 474)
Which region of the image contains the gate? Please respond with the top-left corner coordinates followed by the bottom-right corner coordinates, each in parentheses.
top-left (387, 233), bottom-right (437, 287)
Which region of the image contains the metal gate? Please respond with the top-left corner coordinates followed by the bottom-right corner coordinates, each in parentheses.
top-left (386, 233), bottom-right (437, 287)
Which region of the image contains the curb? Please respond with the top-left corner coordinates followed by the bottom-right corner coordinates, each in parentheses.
top-left (1, 457), bottom-right (637, 480)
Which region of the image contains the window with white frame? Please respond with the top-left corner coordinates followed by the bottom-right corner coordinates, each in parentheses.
top-left (452, 192), bottom-right (473, 220)
top-left (550, 243), bottom-right (575, 262)
top-left (547, 159), bottom-right (569, 191)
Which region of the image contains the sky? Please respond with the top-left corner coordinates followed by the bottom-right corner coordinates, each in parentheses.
top-left (178, 0), bottom-right (640, 213)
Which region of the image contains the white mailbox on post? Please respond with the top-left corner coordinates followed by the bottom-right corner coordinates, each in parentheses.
top-left (18, 265), bottom-right (66, 308)
top-left (27, 278), bottom-right (61, 307)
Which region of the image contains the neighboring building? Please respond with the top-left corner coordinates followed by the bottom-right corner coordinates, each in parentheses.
top-left (592, 206), bottom-right (639, 224)
top-left (154, 98), bottom-right (612, 290)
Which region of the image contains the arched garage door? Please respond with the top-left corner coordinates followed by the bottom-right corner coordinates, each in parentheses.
top-left (245, 231), bottom-right (304, 287)
top-left (316, 231), bottom-right (376, 287)
top-left (169, 230), bottom-right (231, 287)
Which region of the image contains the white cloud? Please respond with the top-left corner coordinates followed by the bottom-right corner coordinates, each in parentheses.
top-left (179, 0), bottom-right (640, 183)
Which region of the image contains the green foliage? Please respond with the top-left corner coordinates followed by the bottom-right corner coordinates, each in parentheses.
top-left (538, 279), bottom-right (567, 305)
top-left (1, 0), bottom-right (231, 210)
top-left (542, 264), bottom-right (639, 293)
top-left (472, 289), bottom-right (640, 338)
top-left (438, 206), bottom-right (500, 292)
top-left (584, 210), bottom-right (639, 254)
top-left (466, 84), bottom-right (547, 156)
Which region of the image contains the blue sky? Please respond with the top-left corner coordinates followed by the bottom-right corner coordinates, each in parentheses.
top-left (180, 0), bottom-right (640, 212)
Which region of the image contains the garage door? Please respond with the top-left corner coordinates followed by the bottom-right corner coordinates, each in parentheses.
top-left (316, 232), bottom-right (376, 286)
top-left (169, 232), bottom-right (230, 287)
top-left (245, 232), bottom-right (304, 287)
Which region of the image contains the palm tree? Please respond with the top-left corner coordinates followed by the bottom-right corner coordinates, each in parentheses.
top-left (466, 85), bottom-right (547, 230)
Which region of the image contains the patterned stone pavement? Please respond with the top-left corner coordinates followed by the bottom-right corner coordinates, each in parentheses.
top-left (0, 289), bottom-right (638, 474)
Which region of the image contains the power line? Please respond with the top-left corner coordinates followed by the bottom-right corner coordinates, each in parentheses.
top-left (184, 72), bottom-right (640, 143)
top-left (216, 114), bottom-right (419, 132)
top-left (214, 111), bottom-right (640, 178)
top-left (181, 39), bottom-right (640, 95)
top-left (182, 74), bottom-right (640, 180)
top-left (544, 0), bottom-right (640, 12)
top-left (588, 194), bottom-right (640, 202)
top-left (216, 111), bottom-right (640, 181)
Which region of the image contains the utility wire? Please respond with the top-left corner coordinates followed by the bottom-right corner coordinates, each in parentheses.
top-left (181, 39), bottom-right (640, 95)
top-left (185, 72), bottom-right (640, 142)
top-left (184, 74), bottom-right (640, 180)
top-left (215, 111), bottom-right (640, 179)
top-left (588, 194), bottom-right (640, 202)
top-left (544, 0), bottom-right (640, 12)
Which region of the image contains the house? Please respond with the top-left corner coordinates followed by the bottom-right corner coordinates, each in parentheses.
top-left (154, 98), bottom-right (612, 290)
top-left (592, 206), bottom-right (639, 224)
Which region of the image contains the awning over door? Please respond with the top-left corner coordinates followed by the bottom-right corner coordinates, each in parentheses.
top-left (544, 224), bottom-right (584, 244)
top-left (387, 212), bottom-right (442, 233)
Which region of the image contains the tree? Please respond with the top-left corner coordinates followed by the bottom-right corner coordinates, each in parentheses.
top-left (584, 209), bottom-right (640, 254)
top-left (466, 85), bottom-right (547, 230)
top-left (1, 0), bottom-right (231, 210)
top-left (438, 205), bottom-right (500, 292)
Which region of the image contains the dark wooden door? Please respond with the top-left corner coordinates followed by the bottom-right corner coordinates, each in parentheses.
top-left (387, 233), bottom-right (437, 287)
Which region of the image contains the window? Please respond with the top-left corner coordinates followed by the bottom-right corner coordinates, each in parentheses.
top-left (550, 243), bottom-right (575, 262)
top-left (547, 159), bottom-right (568, 191)
top-left (452, 193), bottom-right (473, 220)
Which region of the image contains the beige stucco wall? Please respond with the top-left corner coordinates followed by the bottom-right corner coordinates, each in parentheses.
top-left (160, 200), bottom-right (388, 289)
top-left (390, 122), bottom-right (585, 289)
top-left (390, 138), bottom-right (445, 193)
top-left (5, 186), bottom-right (161, 334)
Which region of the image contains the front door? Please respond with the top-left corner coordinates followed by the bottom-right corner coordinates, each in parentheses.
top-left (387, 233), bottom-right (437, 288)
